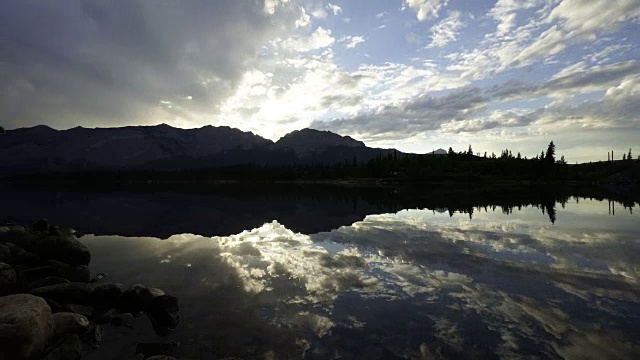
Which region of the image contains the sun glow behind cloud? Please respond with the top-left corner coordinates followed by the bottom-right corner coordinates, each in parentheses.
top-left (0, 0), bottom-right (638, 161)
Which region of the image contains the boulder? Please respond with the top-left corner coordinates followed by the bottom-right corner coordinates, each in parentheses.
top-left (0, 262), bottom-right (17, 295)
top-left (146, 295), bottom-right (179, 337)
top-left (27, 276), bottom-right (71, 291)
top-left (52, 313), bottom-right (90, 339)
top-left (44, 260), bottom-right (91, 282)
top-left (43, 298), bottom-right (75, 314)
top-left (0, 244), bottom-right (10, 262)
top-left (94, 308), bottom-right (134, 326)
top-left (0, 226), bottom-right (37, 249)
top-left (30, 234), bottom-right (90, 266)
top-left (135, 342), bottom-right (180, 358)
top-left (118, 284), bottom-right (155, 313)
top-left (41, 334), bottom-right (82, 360)
top-left (16, 265), bottom-right (58, 287)
top-left (29, 282), bottom-right (92, 304)
top-left (80, 323), bottom-right (103, 349)
top-left (3, 242), bottom-right (40, 266)
top-left (146, 357), bottom-right (178, 360)
top-left (0, 294), bottom-right (54, 359)
top-left (89, 283), bottom-right (124, 310)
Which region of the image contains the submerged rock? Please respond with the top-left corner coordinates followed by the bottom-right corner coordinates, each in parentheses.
top-left (0, 262), bottom-right (17, 295)
top-left (146, 295), bottom-right (180, 337)
top-left (0, 294), bottom-right (54, 360)
top-left (118, 284), bottom-right (155, 313)
top-left (90, 283), bottom-right (124, 310)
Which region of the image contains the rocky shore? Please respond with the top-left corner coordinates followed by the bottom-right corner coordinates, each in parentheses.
top-left (0, 220), bottom-right (180, 360)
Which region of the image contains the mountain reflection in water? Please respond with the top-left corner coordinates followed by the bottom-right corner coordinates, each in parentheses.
top-left (78, 198), bottom-right (640, 359)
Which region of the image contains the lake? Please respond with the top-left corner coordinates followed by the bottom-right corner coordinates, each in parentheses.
top-left (1, 185), bottom-right (639, 359)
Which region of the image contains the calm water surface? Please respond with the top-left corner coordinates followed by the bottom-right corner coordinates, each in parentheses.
top-left (73, 196), bottom-right (640, 359)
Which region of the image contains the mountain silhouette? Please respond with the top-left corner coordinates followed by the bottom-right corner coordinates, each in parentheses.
top-left (0, 124), bottom-right (402, 172)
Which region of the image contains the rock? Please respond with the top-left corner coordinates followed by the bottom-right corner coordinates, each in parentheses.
top-left (30, 234), bottom-right (90, 266)
top-left (118, 284), bottom-right (155, 313)
top-left (80, 323), bottom-right (103, 349)
top-left (148, 288), bottom-right (166, 298)
top-left (146, 295), bottom-right (179, 337)
top-left (135, 342), bottom-right (180, 358)
top-left (27, 276), bottom-right (71, 291)
top-left (32, 218), bottom-right (49, 233)
top-left (67, 304), bottom-right (93, 318)
top-left (0, 294), bottom-right (54, 359)
top-left (29, 282), bottom-right (92, 304)
top-left (0, 262), bottom-right (17, 295)
top-left (89, 272), bottom-right (107, 283)
top-left (41, 334), bottom-right (81, 360)
top-left (0, 226), bottom-right (37, 249)
top-left (94, 308), bottom-right (134, 326)
top-left (52, 313), bottom-right (90, 339)
top-left (43, 298), bottom-right (75, 314)
top-left (146, 356), bottom-right (178, 360)
top-left (3, 242), bottom-right (40, 266)
top-left (0, 244), bottom-right (10, 262)
top-left (16, 265), bottom-right (58, 286)
top-left (44, 260), bottom-right (91, 282)
top-left (90, 283), bottom-right (124, 310)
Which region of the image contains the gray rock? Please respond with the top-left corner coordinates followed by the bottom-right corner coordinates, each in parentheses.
top-left (135, 342), bottom-right (180, 358)
top-left (16, 265), bottom-right (57, 287)
top-left (90, 283), bottom-right (124, 310)
top-left (52, 313), bottom-right (90, 339)
top-left (80, 323), bottom-right (103, 349)
top-left (146, 295), bottom-right (179, 337)
top-left (0, 244), bottom-right (10, 262)
top-left (145, 356), bottom-right (178, 360)
top-left (42, 334), bottom-right (81, 360)
top-left (3, 242), bottom-right (40, 266)
top-left (0, 294), bottom-right (54, 359)
top-left (43, 297), bottom-right (75, 314)
top-left (27, 276), bottom-right (71, 291)
top-left (118, 284), bottom-right (155, 313)
top-left (94, 308), bottom-right (134, 326)
top-left (67, 304), bottom-right (94, 318)
top-left (29, 282), bottom-right (92, 304)
top-left (30, 234), bottom-right (90, 266)
top-left (0, 262), bottom-right (17, 295)
top-left (44, 260), bottom-right (91, 282)
top-left (0, 226), bottom-right (37, 249)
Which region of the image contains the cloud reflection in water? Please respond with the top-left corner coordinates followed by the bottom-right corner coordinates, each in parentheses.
top-left (83, 200), bottom-right (640, 359)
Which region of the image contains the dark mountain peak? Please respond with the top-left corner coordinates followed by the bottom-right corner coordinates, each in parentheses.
top-left (275, 128), bottom-right (365, 156)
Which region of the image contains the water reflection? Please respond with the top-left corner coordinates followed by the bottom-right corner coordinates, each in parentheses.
top-left (81, 199), bottom-right (640, 359)
top-left (1, 185), bottom-right (638, 237)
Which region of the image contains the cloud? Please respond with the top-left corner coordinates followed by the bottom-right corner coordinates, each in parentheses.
top-left (340, 35), bottom-right (365, 49)
top-left (0, 1), bottom-right (304, 130)
top-left (280, 26), bottom-right (335, 52)
top-left (426, 10), bottom-right (465, 48)
top-left (404, 0), bottom-right (449, 21)
top-left (311, 86), bottom-right (488, 140)
top-left (326, 3), bottom-right (341, 16)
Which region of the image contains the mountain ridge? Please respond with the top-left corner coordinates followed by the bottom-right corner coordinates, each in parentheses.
top-left (0, 124), bottom-right (411, 173)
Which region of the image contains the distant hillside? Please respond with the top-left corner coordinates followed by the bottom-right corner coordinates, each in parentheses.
top-left (0, 124), bottom-right (404, 173)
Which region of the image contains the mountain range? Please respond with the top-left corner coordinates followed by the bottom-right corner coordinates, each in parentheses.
top-left (0, 124), bottom-right (445, 173)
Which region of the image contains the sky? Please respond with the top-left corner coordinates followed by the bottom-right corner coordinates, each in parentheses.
top-left (1, 0), bottom-right (639, 162)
